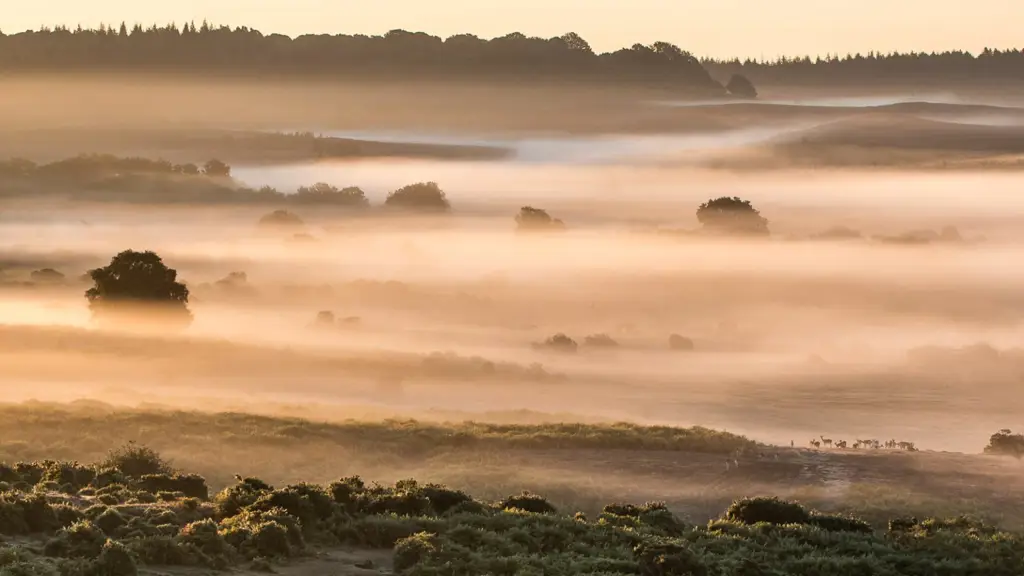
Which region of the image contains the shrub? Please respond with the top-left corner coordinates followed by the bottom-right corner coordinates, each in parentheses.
top-left (214, 478), bottom-right (272, 519)
top-left (634, 540), bottom-right (707, 576)
top-left (178, 519), bottom-right (228, 557)
top-left (247, 483), bottom-right (334, 530)
top-left (100, 444), bottom-right (172, 478)
top-left (533, 333), bottom-right (578, 354)
top-left (420, 484), bottom-right (474, 516)
top-left (44, 521), bottom-right (106, 559)
top-left (94, 508), bottom-right (128, 536)
top-left (499, 493), bottom-right (556, 515)
top-left (515, 206), bottom-right (566, 232)
top-left (696, 197), bottom-right (769, 237)
top-left (0, 493), bottom-right (58, 535)
top-left (384, 182), bottom-right (450, 212)
top-left (393, 532), bottom-right (439, 573)
top-left (723, 497), bottom-right (811, 526)
top-left (984, 429), bottom-right (1024, 458)
top-left (136, 474), bottom-right (208, 500)
top-left (584, 333), bottom-right (619, 348)
top-left (84, 251), bottom-right (192, 328)
top-left (40, 462), bottom-right (94, 492)
top-left (96, 539), bottom-right (137, 576)
top-left (328, 476), bottom-right (365, 510)
top-left (129, 536), bottom-right (195, 566)
top-left (668, 334), bottom-right (694, 351)
top-left (808, 513), bottom-right (873, 533)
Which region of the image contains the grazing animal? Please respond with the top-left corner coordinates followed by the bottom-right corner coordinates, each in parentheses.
top-left (835, 440), bottom-right (848, 449)
top-left (820, 435), bottom-right (833, 449)
top-left (809, 439), bottom-right (821, 449)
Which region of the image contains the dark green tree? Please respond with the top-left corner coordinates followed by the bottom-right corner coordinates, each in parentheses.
top-left (384, 182), bottom-right (451, 212)
top-left (202, 159), bottom-right (231, 177)
top-left (696, 197), bottom-right (770, 236)
top-left (85, 250), bottom-right (192, 327)
top-left (726, 74), bottom-right (758, 98)
top-left (515, 206), bottom-right (565, 231)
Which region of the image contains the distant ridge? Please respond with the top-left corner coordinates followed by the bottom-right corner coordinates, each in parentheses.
top-left (0, 24), bottom-right (723, 93)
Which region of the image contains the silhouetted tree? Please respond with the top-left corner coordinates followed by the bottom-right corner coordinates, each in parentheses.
top-left (668, 334), bottom-right (695, 351)
top-left (984, 429), bottom-right (1024, 458)
top-left (294, 182), bottom-right (369, 207)
top-left (85, 250), bottom-right (192, 327)
top-left (726, 74), bottom-right (757, 98)
top-left (696, 197), bottom-right (770, 237)
top-left (258, 209), bottom-right (305, 229)
top-left (384, 182), bottom-right (451, 212)
top-left (30, 268), bottom-right (65, 283)
top-left (515, 206), bottom-right (565, 232)
top-left (202, 159), bottom-right (231, 177)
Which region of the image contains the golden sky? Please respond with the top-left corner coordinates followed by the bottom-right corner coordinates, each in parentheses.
top-left (3, 0), bottom-right (1020, 59)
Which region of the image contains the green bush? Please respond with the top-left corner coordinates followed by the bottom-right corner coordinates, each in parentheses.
top-left (93, 508), bottom-right (127, 536)
top-left (393, 532), bottom-right (439, 573)
top-left (808, 513), bottom-right (872, 533)
top-left (499, 493), bottom-right (557, 515)
top-left (43, 521), bottom-right (106, 559)
top-left (634, 540), bottom-right (707, 576)
top-left (99, 444), bottom-right (171, 478)
top-left (177, 519), bottom-right (227, 558)
top-left (136, 474), bottom-right (208, 500)
top-left (95, 539), bottom-right (137, 576)
top-left (214, 478), bottom-right (272, 518)
top-left (0, 493), bottom-right (58, 535)
top-left (723, 497), bottom-right (811, 526)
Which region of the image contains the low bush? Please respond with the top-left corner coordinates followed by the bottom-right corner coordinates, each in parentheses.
top-left (533, 333), bottom-right (578, 354)
top-left (584, 333), bottom-right (619, 348)
top-left (136, 474), bottom-right (208, 500)
top-left (100, 443), bottom-right (171, 478)
top-left (724, 497), bottom-right (811, 525)
top-left (499, 492), bottom-right (557, 515)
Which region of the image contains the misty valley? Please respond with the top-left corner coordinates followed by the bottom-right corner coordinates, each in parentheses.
top-left (1, 22), bottom-right (1024, 576)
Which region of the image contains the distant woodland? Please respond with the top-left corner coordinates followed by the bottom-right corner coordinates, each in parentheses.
top-left (0, 24), bottom-right (720, 92)
top-left (1, 24), bottom-right (1021, 90)
top-left (703, 49), bottom-right (1024, 86)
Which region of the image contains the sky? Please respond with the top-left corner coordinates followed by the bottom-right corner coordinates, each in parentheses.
top-left (2, 0), bottom-right (1021, 60)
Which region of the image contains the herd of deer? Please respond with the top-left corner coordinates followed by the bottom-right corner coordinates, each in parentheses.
top-left (809, 436), bottom-right (917, 451)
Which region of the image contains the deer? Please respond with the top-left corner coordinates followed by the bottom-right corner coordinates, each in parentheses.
top-left (809, 439), bottom-right (821, 449)
top-left (820, 435), bottom-right (833, 449)
top-left (835, 440), bottom-right (848, 449)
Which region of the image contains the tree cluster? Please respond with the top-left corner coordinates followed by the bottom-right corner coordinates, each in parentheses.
top-left (0, 24), bottom-right (721, 91)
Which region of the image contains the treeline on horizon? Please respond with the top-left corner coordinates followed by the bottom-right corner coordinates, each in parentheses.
top-left (703, 48), bottom-right (1024, 85)
top-left (2, 23), bottom-right (1022, 88)
top-left (0, 23), bottom-right (720, 91)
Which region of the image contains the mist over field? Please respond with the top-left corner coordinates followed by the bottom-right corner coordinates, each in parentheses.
top-left (2, 26), bottom-right (1024, 575)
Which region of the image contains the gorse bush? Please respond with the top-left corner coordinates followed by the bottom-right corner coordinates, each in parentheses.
top-left (100, 443), bottom-right (172, 478)
top-left (3, 444), bottom-right (1024, 576)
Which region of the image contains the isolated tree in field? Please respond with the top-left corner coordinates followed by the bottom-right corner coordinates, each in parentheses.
top-left (985, 429), bottom-right (1024, 458)
top-left (696, 196), bottom-right (770, 236)
top-left (726, 74), bottom-right (758, 99)
top-left (294, 182), bottom-right (369, 207)
top-left (258, 209), bottom-right (305, 230)
top-left (85, 250), bottom-right (192, 327)
top-left (202, 159), bottom-right (231, 177)
top-left (515, 206), bottom-right (566, 232)
top-left (384, 182), bottom-right (451, 212)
